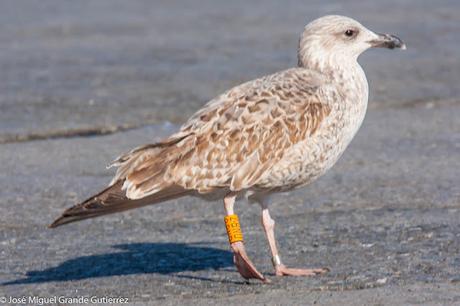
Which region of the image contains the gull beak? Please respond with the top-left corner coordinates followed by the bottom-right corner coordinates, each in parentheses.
top-left (369, 33), bottom-right (406, 50)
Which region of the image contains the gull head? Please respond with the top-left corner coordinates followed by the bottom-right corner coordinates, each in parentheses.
top-left (298, 15), bottom-right (406, 69)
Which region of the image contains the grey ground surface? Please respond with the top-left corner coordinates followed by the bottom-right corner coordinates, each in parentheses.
top-left (1, 1), bottom-right (459, 305)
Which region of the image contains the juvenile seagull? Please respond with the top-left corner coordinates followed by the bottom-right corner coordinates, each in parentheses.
top-left (50, 15), bottom-right (405, 282)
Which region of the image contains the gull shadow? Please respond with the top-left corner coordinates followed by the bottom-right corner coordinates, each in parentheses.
top-left (2, 243), bottom-right (233, 285)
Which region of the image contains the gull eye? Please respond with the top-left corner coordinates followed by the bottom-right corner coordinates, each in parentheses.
top-left (344, 29), bottom-right (355, 37)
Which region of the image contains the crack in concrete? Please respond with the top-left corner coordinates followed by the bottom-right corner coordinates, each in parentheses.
top-left (370, 97), bottom-right (459, 110)
top-left (1, 98), bottom-right (458, 145)
top-left (0, 123), bottom-right (148, 144)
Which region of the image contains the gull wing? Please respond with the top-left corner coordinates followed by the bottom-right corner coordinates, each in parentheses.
top-left (114, 68), bottom-right (334, 199)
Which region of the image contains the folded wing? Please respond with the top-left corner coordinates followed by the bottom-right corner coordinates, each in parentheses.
top-left (115, 68), bottom-right (333, 199)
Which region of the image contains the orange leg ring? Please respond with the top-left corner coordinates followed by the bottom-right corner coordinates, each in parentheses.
top-left (224, 214), bottom-right (244, 244)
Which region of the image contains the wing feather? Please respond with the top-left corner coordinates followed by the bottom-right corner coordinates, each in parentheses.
top-left (112, 68), bottom-right (334, 198)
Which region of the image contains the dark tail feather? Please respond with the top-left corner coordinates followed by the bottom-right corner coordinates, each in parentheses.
top-left (49, 181), bottom-right (189, 228)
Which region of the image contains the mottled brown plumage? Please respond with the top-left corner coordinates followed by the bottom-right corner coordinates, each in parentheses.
top-left (50, 15), bottom-right (405, 282)
top-left (112, 68), bottom-right (333, 199)
top-left (50, 68), bottom-right (334, 228)
top-left (50, 181), bottom-right (189, 227)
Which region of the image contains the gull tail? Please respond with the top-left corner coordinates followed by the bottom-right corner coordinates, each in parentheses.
top-left (49, 180), bottom-right (189, 228)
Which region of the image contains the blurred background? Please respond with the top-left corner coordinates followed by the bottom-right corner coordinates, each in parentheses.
top-left (1, 1), bottom-right (459, 304)
top-left (1, 0), bottom-right (459, 140)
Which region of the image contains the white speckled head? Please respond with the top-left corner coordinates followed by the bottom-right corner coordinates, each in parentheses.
top-left (298, 15), bottom-right (405, 70)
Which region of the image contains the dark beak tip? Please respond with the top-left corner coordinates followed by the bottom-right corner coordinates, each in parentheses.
top-left (392, 35), bottom-right (407, 50)
top-left (370, 33), bottom-right (406, 50)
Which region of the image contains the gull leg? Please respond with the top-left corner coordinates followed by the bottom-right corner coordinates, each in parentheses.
top-left (260, 199), bottom-right (329, 277)
top-left (223, 193), bottom-right (268, 283)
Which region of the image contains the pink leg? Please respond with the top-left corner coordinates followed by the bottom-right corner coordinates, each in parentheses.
top-left (260, 201), bottom-right (329, 277)
top-left (224, 194), bottom-right (269, 283)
